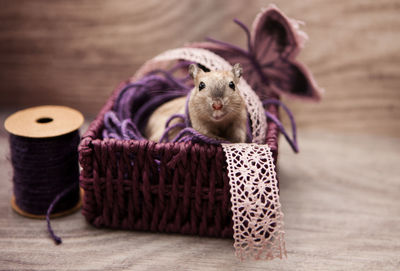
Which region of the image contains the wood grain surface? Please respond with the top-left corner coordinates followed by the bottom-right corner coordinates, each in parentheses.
top-left (0, 0), bottom-right (399, 137)
top-left (0, 117), bottom-right (399, 270)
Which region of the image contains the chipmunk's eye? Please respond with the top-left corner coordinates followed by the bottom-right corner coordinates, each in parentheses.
top-left (229, 81), bottom-right (235, 90)
top-left (198, 81), bottom-right (206, 91)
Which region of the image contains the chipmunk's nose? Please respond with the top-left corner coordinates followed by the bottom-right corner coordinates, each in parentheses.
top-left (212, 100), bottom-right (223, 110)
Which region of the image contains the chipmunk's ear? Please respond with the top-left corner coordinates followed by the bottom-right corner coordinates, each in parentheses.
top-left (232, 63), bottom-right (242, 81)
top-left (189, 64), bottom-right (203, 79)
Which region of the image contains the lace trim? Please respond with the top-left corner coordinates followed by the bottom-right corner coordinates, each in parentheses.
top-left (222, 143), bottom-right (286, 260)
top-left (133, 47), bottom-right (267, 144)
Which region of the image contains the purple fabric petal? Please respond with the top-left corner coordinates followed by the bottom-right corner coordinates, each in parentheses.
top-left (251, 6), bottom-right (300, 61)
top-left (262, 59), bottom-right (321, 100)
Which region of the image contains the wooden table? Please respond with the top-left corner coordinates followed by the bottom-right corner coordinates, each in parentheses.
top-left (1, 117), bottom-right (399, 270)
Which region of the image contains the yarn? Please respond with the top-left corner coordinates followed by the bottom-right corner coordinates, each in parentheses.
top-left (102, 69), bottom-right (191, 141)
top-left (5, 105), bottom-right (84, 245)
top-left (9, 131), bottom-right (81, 244)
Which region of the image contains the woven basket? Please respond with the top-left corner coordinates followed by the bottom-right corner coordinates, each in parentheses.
top-left (78, 80), bottom-right (280, 237)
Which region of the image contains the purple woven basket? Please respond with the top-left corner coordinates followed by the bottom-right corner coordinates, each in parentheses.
top-left (78, 79), bottom-right (280, 237)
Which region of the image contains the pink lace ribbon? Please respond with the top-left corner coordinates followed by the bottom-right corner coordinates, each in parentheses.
top-left (222, 143), bottom-right (286, 260)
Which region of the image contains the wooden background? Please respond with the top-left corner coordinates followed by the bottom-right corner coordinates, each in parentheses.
top-left (0, 1), bottom-right (399, 270)
top-left (0, 0), bottom-right (399, 137)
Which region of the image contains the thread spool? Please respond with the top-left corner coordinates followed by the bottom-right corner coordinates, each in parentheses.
top-left (4, 105), bottom-right (84, 244)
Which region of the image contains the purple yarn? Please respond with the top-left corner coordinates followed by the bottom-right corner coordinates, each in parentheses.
top-left (121, 119), bottom-right (145, 140)
top-left (159, 122), bottom-right (186, 143)
top-left (165, 114), bottom-right (186, 128)
top-left (10, 131), bottom-right (81, 244)
top-left (46, 182), bottom-right (77, 245)
top-left (263, 99), bottom-right (299, 153)
top-left (171, 127), bottom-right (229, 145)
top-left (103, 66), bottom-right (193, 141)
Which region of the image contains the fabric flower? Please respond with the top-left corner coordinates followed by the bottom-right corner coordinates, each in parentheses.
top-left (189, 5), bottom-right (323, 101)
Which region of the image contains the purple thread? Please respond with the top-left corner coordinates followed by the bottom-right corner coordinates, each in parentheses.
top-left (171, 127), bottom-right (229, 145)
top-left (10, 131), bottom-right (81, 244)
top-left (121, 119), bottom-right (145, 140)
top-left (165, 114), bottom-right (186, 128)
top-left (159, 122), bottom-right (186, 143)
top-left (103, 66), bottom-right (192, 141)
top-left (205, 37), bottom-right (250, 58)
top-left (46, 182), bottom-right (77, 245)
top-left (263, 99), bottom-right (299, 153)
top-left (233, 18), bottom-right (253, 54)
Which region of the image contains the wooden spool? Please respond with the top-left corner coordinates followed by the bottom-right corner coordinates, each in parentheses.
top-left (4, 105), bottom-right (84, 219)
